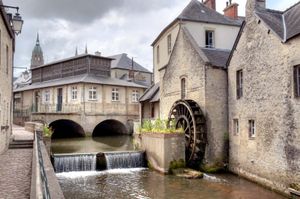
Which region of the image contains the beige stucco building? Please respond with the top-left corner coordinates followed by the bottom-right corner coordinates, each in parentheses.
top-left (0, 4), bottom-right (15, 154)
top-left (228, 0), bottom-right (300, 194)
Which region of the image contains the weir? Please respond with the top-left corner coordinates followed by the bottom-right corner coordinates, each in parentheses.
top-left (104, 151), bottom-right (146, 169)
top-left (53, 153), bottom-right (97, 173)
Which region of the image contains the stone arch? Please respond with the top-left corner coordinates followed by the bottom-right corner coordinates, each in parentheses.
top-left (50, 119), bottom-right (85, 139)
top-left (92, 119), bottom-right (128, 137)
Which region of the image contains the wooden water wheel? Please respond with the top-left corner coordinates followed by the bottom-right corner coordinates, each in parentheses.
top-left (168, 100), bottom-right (206, 168)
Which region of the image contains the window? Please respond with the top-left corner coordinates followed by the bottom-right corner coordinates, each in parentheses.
top-left (132, 90), bottom-right (139, 103)
top-left (233, 119), bottom-right (239, 135)
top-left (89, 86), bottom-right (97, 100)
top-left (44, 90), bottom-right (50, 103)
top-left (294, 65), bottom-right (300, 97)
top-left (205, 30), bottom-right (214, 48)
top-left (112, 88), bottom-right (119, 101)
top-left (6, 45), bottom-right (8, 74)
top-left (71, 86), bottom-right (78, 100)
top-left (236, 70), bottom-right (243, 99)
top-left (249, 120), bottom-right (255, 138)
top-left (181, 78), bottom-right (186, 99)
top-left (167, 34), bottom-right (172, 55)
top-left (157, 45), bottom-right (160, 64)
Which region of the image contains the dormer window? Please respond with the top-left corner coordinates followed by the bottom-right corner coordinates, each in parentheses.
top-left (205, 30), bottom-right (214, 48)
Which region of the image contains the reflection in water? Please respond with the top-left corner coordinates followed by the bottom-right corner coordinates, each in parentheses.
top-left (51, 136), bottom-right (134, 154)
top-left (57, 169), bottom-right (284, 199)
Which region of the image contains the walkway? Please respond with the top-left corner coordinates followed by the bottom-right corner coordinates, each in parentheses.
top-left (0, 125), bottom-right (34, 199)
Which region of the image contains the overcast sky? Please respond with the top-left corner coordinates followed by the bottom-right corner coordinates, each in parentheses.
top-left (4, 0), bottom-right (299, 76)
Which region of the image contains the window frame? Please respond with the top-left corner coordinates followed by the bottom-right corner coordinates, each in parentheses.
top-left (88, 86), bottom-right (97, 100)
top-left (181, 78), bottom-right (186, 99)
top-left (6, 45), bottom-right (9, 74)
top-left (205, 30), bottom-right (214, 48)
top-left (132, 90), bottom-right (139, 103)
top-left (167, 34), bottom-right (172, 55)
top-left (248, 120), bottom-right (256, 139)
top-left (233, 119), bottom-right (239, 135)
top-left (71, 86), bottom-right (78, 100)
top-left (112, 88), bottom-right (119, 102)
top-left (236, 69), bottom-right (243, 99)
top-left (44, 90), bottom-right (50, 103)
top-left (156, 45), bottom-right (160, 64)
top-left (294, 65), bottom-right (300, 98)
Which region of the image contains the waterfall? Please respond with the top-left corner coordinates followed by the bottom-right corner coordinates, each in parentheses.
top-left (54, 154), bottom-right (96, 173)
top-left (104, 151), bottom-right (145, 170)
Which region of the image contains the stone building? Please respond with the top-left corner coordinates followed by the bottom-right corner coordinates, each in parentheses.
top-left (13, 45), bottom-right (147, 137)
top-left (227, 0), bottom-right (300, 193)
top-left (0, 4), bottom-right (15, 154)
top-left (141, 0), bottom-right (243, 167)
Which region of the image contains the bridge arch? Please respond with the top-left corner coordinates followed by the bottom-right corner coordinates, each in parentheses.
top-left (50, 119), bottom-right (85, 139)
top-left (92, 119), bottom-right (128, 137)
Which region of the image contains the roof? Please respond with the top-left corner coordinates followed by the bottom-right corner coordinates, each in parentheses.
top-left (139, 82), bottom-right (160, 102)
top-left (255, 2), bottom-right (300, 42)
top-left (14, 74), bottom-right (147, 92)
top-left (31, 54), bottom-right (114, 70)
top-left (152, 0), bottom-right (243, 46)
top-left (109, 53), bottom-right (152, 73)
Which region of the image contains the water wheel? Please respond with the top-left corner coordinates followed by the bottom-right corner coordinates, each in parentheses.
top-left (168, 100), bottom-right (206, 168)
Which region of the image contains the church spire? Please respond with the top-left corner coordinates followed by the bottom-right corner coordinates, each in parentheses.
top-left (85, 44), bottom-right (88, 54)
top-left (75, 46), bottom-right (78, 56)
top-left (31, 32), bottom-right (44, 69)
top-left (36, 32), bottom-right (40, 45)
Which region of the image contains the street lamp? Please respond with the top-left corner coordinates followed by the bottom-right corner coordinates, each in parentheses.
top-left (0, 5), bottom-right (23, 35)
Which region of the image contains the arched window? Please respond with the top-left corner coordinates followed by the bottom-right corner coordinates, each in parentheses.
top-left (181, 78), bottom-right (186, 99)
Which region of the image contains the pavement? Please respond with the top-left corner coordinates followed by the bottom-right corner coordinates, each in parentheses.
top-left (0, 125), bottom-right (34, 199)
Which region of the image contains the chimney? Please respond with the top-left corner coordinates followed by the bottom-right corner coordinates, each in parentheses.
top-left (246, 0), bottom-right (266, 20)
top-left (223, 1), bottom-right (239, 19)
top-left (256, 0), bottom-right (266, 8)
top-left (95, 51), bottom-right (101, 56)
top-left (203, 0), bottom-right (216, 10)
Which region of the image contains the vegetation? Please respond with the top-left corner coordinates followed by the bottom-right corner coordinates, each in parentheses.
top-left (168, 159), bottom-right (186, 173)
top-left (200, 162), bottom-right (227, 173)
top-left (139, 119), bottom-right (183, 134)
top-left (290, 183), bottom-right (300, 191)
top-left (43, 125), bottom-right (53, 138)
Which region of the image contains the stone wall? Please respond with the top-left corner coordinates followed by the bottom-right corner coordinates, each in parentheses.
top-left (228, 2), bottom-right (300, 193)
top-left (0, 14), bottom-right (14, 154)
top-left (160, 27), bottom-right (228, 165)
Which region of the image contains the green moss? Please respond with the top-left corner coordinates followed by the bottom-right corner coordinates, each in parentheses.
top-left (290, 183), bottom-right (300, 191)
top-left (139, 119), bottom-right (183, 134)
top-left (169, 159), bottom-right (186, 174)
top-left (147, 161), bottom-right (154, 170)
top-left (200, 162), bottom-right (227, 174)
top-left (43, 125), bottom-right (52, 138)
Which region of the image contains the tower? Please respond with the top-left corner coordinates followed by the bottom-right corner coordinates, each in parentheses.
top-left (31, 33), bottom-right (44, 69)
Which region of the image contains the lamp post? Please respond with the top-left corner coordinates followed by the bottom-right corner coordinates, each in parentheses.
top-left (0, 5), bottom-right (24, 35)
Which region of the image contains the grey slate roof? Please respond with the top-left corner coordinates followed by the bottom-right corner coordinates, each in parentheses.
top-left (152, 0), bottom-right (243, 46)
top-left (14, 74), bottom-right (147, 92)
top-left (109, 53), bottom-right (151, 73)
top-left (139, 82), bottom-right (159, 102)
top-left (201, 48), bottom-right (231, 68)
top-left (178, 0), bottom-right (242, 26)
top-left (255, 2), bottom-right (300, 42)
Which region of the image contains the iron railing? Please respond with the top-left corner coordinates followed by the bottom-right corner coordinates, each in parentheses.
top-left (36, 132), bottom-right (51, 199)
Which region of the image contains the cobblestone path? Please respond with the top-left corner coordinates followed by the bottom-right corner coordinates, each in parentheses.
top-left (0, 126), bottom-right (33, 199)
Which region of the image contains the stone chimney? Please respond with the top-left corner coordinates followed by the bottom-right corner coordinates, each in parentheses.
top-left (203, 0), bottom-right (216, 10)
top-left (224, 1), bottom-right (239, 19)
top-left (246, 0), bottom-right (266, 19)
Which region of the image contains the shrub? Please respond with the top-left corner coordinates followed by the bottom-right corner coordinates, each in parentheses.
top-left (43, 125), bottom-right (53, 138)
top-left (140, 119), bottom-right (183, 134)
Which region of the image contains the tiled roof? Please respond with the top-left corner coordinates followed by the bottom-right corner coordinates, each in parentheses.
top-left (139, 82), bottom-right (159, 102)
top-left (14, 74), bottom-right (147, 92)
top-left (255, 2), bottom-right (300, 42)
top-left (109, 53), bottom-right (151, 73)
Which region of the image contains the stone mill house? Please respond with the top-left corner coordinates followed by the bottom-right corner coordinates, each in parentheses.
top-left (140, 0), bottom-right (300, 194)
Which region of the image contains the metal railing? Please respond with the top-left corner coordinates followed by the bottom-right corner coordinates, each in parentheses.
top-left (36, 132), bottom-right (51, 199)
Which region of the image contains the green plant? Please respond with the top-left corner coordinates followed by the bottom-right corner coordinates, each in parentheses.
top-left (43, 125), bottom-right (53, 138)
top-left (139, 119), bottom-right (183, 134)
top-left (169, 159), bottom-right (186, 173)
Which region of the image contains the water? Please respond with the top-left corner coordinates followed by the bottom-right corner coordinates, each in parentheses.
top-left (54, 154), bottom-right (96, 173)
top-left (51, 136), bottom-right (134, 154)
top-left (57, 169), bottom-right (285, 199)
top-left (105, 152), bottom-right (146, 169)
